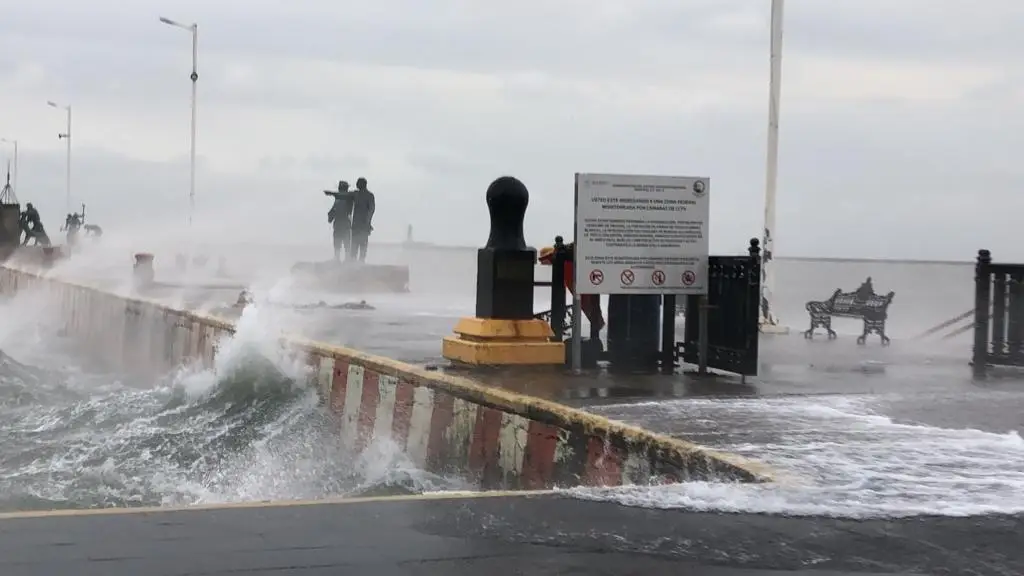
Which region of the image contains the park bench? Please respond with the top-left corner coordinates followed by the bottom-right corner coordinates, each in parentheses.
top-left (804, 287), bottom-right (895, 345)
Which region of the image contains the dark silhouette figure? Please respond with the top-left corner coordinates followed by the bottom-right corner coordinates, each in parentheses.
top-left (855, 277), bottom-right (875, 301)
top-left (350, 177), bottom-right (376, 262)
top-left (325, 180), bottom-right (354, 262)
top-left (62, 212), bottom-right (82, 247)
top-left (19, 203), bottom-right (49, 246)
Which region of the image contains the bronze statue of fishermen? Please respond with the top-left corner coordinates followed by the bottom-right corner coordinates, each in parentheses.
top-left (19, 203), bottom-right (50, 246)
top-left (350, 177), bottom-right (375, 263)
top-left (62, 212), bottom-right (83, 247)
top-left (324, 180), bottom-right (354, 262)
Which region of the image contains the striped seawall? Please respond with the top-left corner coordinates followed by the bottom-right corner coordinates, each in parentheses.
top-left (0, 264), bottom-right (775, 489)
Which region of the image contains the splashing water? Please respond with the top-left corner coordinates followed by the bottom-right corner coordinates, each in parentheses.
top-left (0, 293), bottom-right (458, 513)
top-left (571, 395), bottom-right (1024, 518)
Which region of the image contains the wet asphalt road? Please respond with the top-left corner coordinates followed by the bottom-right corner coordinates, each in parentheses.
top-left (4, 493), bottom-right (1016, 576)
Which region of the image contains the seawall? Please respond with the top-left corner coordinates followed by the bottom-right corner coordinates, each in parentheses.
top-left (0, 263), bottom-right (773, 490)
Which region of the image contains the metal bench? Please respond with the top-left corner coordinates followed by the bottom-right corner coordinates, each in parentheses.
top-left (804, 288), bottom-right (895, 345)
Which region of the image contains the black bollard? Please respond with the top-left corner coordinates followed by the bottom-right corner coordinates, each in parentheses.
top-left (607, 294), bottom-right (662, 374)
top-left (40, 246), bottom-right (59, 269)
top-left (442, 176), bottom-right (564, 366)
top-left (475, 176), bottom-right (536, 319)
top-left (134, 253), bottom-right (155, 289)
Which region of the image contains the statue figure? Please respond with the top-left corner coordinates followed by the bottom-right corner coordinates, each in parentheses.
top-left (324, 180), bottom-right (354, 262)
top-left (235, 289), bottom-right (254, 308)
top-left (350, 177), bottom-right (376, 262)
top-left (62, 212), bottom-right (83, 247)
top-left (19, 203), bottom-right (50, 246)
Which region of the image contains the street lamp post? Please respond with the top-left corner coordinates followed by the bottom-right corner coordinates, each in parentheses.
top-left (0, 138), bottom-right (17, 194)
top-left (159, 16), bottom-right (199, 227)
top-left (47, 101), bottom-right (72, 215)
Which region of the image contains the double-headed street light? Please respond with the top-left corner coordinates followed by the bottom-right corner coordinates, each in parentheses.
top-left (47, 100), bottom-right (72, 214)
top-left (159, 15), bottom-right (199, 227)
top-left (0, 138), bottom-right (17, 194)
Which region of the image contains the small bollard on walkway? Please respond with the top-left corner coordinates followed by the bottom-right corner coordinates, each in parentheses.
top-left (133, 253), bottom-right (155, 290)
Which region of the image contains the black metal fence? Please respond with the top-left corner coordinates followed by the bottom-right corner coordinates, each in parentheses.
top-left (677, 239), bottom-right (762, 377)
top-left (972, 249), bottom-right (1024, 378)
top-left (532, 236), bottom-right (572, 341)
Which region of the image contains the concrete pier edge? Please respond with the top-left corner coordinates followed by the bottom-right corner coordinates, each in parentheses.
top-left (0, 263), bottom-right (777, 488)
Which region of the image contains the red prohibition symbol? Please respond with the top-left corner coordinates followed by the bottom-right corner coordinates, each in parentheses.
top-left (589, 269), bottom-right (604, 285)
top-left (651, 270), bottom-right (666, 286)
top-left (681, 270), bottom-right (697, 286)
top-left (620, 269), bottom-right (635, 285)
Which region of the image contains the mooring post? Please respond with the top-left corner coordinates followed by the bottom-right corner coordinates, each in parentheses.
top-left (134, 253), bottom-right (155, 290)
top-left (972, 249), bottom-right (992, 379)
top-left (40, 246), bottom-right (58, 269)
top-left (440, 176), bottom-right (564, 367)
top-left (549, 235), bottom-right (566, 342)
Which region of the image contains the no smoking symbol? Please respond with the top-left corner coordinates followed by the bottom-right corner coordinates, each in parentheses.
top-left (589, 269), bottom-right (604, 285)
top-left (651, 270), bottom-right (666, 286)
top-left (620, 269), bottom-right (635, 285)
top-left (681, 270), bottom-right (696, 286)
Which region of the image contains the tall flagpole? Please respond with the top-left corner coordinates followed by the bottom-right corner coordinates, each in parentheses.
top-left (759, 0), bottom-right (789, 335)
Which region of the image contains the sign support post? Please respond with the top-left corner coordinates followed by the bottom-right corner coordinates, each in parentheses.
top-left (571, 174), bottom-right (583, 374)
top-left (570, 294), bottom-right (583, 374)
top-left (698, 295), bottom-right (709, 375)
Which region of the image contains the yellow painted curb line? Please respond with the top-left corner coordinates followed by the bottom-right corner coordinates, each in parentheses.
top-left (0, 490), bottom-right (557, 521)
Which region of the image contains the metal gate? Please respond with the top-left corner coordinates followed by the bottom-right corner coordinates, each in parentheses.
top-left (677, 239), bottom-right (761, 376)
top-left (972, 249), bottom-right (1024, 378)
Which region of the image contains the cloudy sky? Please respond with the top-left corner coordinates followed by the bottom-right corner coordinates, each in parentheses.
top-left (1, 0), bottom-right (1022, 260)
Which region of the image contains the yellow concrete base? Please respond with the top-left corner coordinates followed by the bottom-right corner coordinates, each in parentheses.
top-left (442, 337), bottom-right (565, 366)
top-left (442, 317), bottom-right (565, 366)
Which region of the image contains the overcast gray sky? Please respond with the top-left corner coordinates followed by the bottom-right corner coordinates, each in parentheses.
top-left (1, 0), bottom-right (1022, 259)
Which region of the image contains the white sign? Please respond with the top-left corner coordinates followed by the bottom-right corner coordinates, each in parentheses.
top-left (574, 173), bottom-right (710, 295)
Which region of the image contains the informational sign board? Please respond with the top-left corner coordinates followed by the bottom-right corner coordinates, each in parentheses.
top-left (574, 172), bottom-right (710, 295)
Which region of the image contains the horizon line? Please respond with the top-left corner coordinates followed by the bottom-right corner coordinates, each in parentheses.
top-left (208, 239), bottom-right (977, 265)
